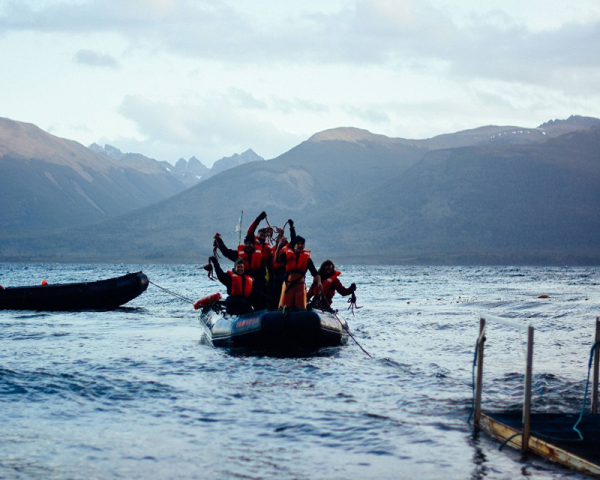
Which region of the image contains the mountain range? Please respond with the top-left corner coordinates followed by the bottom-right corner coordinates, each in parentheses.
top-left (1, 115), bottom-right (599, 265)
top-left (0, 117), bottom-right (262, 233)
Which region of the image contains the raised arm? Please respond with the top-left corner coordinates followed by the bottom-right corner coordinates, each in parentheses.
top-left (288, 219), bottom-right (296, 247)
top-left (214, 235), bottom-right (238, 262)
top-left (335, 280), bottom-right (356, 297)
top-left (210, 256), bottom-right (230, 286)
top-left (247, 211), bottom-right (267, 238)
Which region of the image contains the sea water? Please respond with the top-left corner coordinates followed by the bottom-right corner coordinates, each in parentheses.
top-left (1, 263), bottom-right (599, 479)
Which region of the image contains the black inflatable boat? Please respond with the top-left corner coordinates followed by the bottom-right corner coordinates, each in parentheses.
top-left (199, 304), bottom-right (349, 352)
top-left (0, 271), bottom-right (149, 311)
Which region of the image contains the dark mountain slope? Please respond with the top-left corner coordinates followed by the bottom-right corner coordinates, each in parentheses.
top-left (0, 129), bottom-right (426, 262)
top-left (305, 128), bottom-right (600, 264)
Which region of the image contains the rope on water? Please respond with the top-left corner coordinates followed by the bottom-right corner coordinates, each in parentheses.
top-left (149, 280), bottom-right (195, 305)
top-left (331, 308), bottom-right (372, 358)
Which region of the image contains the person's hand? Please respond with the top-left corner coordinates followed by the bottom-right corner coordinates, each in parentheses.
top-left (258, 211), bottom-right (267, 221)
top-left (278, 236), bottom-right (288, 245)
top-left (350, 282), bottom-right (356, 292)
top-left (287, 219), bottom-right (294, 227)
top-left (209, 256), bottom-right (218, 264)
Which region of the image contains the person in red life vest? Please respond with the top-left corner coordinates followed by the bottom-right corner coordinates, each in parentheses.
top-left (246, 211), bottom-right (273, 270)
top-left (208, 256), bottom-right (257, 315)
top-left (275, 234), bottom-right (321, 310)
top-left (213, 234), bottom-right (267, 309)
top-left (269, 219), bottom-right (296, 309)
top-left (307, 260), bottom-right (356, 311)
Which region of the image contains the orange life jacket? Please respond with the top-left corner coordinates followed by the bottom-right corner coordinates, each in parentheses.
top-left (237, 245), bottom-right (262, 272)
top-left (228, 271), bottom-right (253, 297)
top-left (284, 248), bottom-right (311, 274)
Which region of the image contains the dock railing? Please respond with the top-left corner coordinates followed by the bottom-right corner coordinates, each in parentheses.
top-left (474, 315), bottom-right (600, 453)
top-left (473, 315), bottom-right (534, 452)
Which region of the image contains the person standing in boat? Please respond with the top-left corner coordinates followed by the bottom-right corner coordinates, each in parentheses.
top-left (275, 234), bottom-right (321, 310)
top-left (246, 211), bottom-right (273, 274)
top-left (269, 218), bottom-right (296, 309)
top-left (213, 233), bottom-right (267, 309)
top-left (208, 256), bottom-right (257, 315)
top-left (307, 260), bottom-right (356, 311)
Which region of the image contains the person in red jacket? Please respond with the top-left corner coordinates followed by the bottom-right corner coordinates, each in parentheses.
top-left (269, 218), bottom-right (296, 309)
top-left (213, 233), bottom-right (267, 309)
top-left (246, 211), bottom-right (273, 268)
top-left (307, 260), bottom-right (356, 311)
top-left (275, 234), bottom-right (321, 309)
top-left (208, 256), bottom-right (258, 315)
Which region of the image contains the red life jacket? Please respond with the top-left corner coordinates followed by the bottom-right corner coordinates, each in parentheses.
top-left (284, 248), bottom-right (311, 274)
top-left (227, 271), bottom-right (253, 297)
top-left (308, 270), bottom-right (341, 301)
top-left (237, 245), bottom-right (262, 272)
top-left (259, 242), bottom-right (273, 266)
top-left (322, 270), bottom-right (341, 300)
top-left (272, 243), bottom-right (288, 270)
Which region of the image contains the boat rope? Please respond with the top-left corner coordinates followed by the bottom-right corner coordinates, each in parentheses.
top-left (331, 309), bottom-right (372, 358)
top-left (148, 280), bottom-right (195, 305)
top-left (572, 340), bottom-right (600, 440)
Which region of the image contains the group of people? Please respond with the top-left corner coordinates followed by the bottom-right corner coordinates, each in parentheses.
top-left (206, 211), bottom-right (356, 316)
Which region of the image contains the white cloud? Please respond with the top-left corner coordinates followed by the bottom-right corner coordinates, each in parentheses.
top-left (74, 49), bottom-right (119, 68)
top-left (113, 94), bottom-right (303, 163)
top-left (1, 0), bottom-right (600, 163)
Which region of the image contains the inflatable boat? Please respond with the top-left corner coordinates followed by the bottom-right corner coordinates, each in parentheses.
top-left (0, 271), bottom-right (149, 311)
top-left (199, 304), bottom-right (349, 352)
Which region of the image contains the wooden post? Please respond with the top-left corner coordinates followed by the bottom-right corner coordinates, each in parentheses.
top-left (592, 317), bottom-right (600, 415)
top-left (522, 325), bottom-right (534, 452)
top-left (474, 318), bottom-right (486, 426)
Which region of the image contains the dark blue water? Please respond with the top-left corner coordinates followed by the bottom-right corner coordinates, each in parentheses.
top-left (1, 264), bottom-right (599, 479)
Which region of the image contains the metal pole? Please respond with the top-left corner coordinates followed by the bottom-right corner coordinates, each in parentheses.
top-left (592, 317), bottom-right (600, 415)
top-left (474, 318), bottom-right (486, 426)
top-left (522, 325), bottom-right (534, 452)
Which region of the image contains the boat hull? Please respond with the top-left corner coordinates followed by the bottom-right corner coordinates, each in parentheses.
top-left (200, 307), bottom-right (349, 351)
top-left (0, 272), bottom-right (149, 311)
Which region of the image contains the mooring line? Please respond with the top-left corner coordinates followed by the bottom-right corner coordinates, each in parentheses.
top-left (332, 310), bottom-right (372, 358)
top-left (149, 280), bottom-right (195, 305)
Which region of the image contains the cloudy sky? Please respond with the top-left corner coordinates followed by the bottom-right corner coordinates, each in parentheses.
top-left (1, 0), bottom-right (599, 165)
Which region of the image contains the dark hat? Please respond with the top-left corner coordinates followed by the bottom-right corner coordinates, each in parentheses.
top-left (244, 235), bottom-right (255, 244)
top-left (295, 236), bottom-right (305, 244)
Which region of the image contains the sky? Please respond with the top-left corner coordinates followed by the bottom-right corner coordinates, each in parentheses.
top-left (1, 0), bottom-right (600, 166)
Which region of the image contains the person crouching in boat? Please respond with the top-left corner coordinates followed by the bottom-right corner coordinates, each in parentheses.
top-left (307, 260), bottom-right (356, 311)
top-left (214, 233), bottom-right (267, 309)
top-left (209, 256), bottom-right (256, 315)
top-left (275, 234), bottom-right (321, 310)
